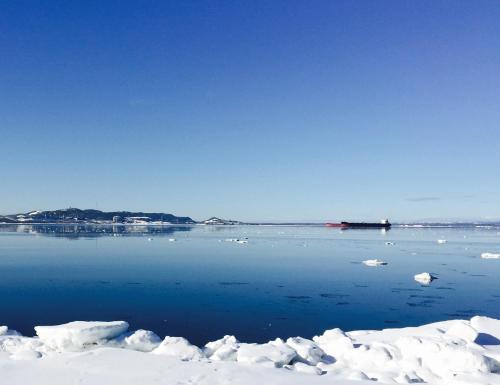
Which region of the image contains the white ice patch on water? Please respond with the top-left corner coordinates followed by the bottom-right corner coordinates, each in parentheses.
top-left (481, 252), bottom-right (500, 259)
top-left (414, 272), bottom-right (436, 285)
top-left (362, 259), bottom-right (387, 266)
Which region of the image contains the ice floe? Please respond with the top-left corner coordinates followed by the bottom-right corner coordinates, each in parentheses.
top-left (481, 252), bottom-right (500, 259)
top-left (225, 238), bottom-right (248, 244)
top-left (1, 317), bottom-right (500, 384)
top-left (414, 272), bottom-right (437, 285)
top-left (437, 239), bottom-right (447, 244)
top-left (362, 259), bottom-right (387, 266)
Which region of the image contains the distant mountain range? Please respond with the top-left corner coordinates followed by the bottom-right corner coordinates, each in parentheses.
top-left (0, 209), bottom-right (247, 226)
top-left (0, 208), bottom-right (195, 224)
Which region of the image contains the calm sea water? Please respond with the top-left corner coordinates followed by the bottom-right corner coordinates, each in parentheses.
top-left (0, 224), bottom-right (499, 345)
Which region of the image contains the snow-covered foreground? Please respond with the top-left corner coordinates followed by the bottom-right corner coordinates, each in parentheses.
top-left (1, 317), bottom-right (500, 385)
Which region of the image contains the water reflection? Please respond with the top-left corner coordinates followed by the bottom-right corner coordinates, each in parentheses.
top-left (0, 224), bottom-right (194, 239)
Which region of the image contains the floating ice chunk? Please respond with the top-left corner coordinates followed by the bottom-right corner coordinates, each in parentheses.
top-left (204, 335), bottom-right (239, 361)
top-left (437, 239), bottom-right (447, 244)
top-left (313, 328), bottom-right (353, 358)
top-left (168, 238), bottom-right (176, 242)
top-left (481, 252), bottom-right (500, 259)
top-left (237, 338), bottom-right (297, 367)
top-left (285, 337), bottom-right (325, 365)
top-left (385, 242), bottom-right (395, 245)
top-left (225, 238), bottom-right (248, 244)
top-left (147, 238), bottom-right (153, 241)
top-left (363, 259), bottom-right (387, 266)
top-left (445, 321), bottom-right (478, 342)
top-left (290, 362), bottom-right (323, 375)
top-left (123, 330), bottom-right (162, 352)
top-left (152, 336), bottom-right (204, 361)
top-left (414, 272), bottom-right (436, 285)
top-left (35, 321), bottom-right (129, 351)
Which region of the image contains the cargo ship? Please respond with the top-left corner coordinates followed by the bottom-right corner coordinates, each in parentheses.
top-left (326, 219), bottom-right (391, 229)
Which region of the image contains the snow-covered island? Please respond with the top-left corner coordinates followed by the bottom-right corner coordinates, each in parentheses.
top-left (1, 317), bottom-right (499, 385)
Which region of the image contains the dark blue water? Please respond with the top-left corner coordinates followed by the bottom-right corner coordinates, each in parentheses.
top-left (0, 224), bottom-right (499, 345)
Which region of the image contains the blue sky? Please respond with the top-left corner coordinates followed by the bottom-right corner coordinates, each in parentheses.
top-left (1, 1), bottom-right (499, 221)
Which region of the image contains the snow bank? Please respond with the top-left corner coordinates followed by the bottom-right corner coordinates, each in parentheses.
top-left (1, 317), bottom-right (500, 384)
top-left (35, 321), bottom-right (129, 351)
top-left (237, 338), bottom-right (296, 367)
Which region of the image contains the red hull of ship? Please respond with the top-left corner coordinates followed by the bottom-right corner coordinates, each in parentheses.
top-left (325, 223), bottom-right (347, 228)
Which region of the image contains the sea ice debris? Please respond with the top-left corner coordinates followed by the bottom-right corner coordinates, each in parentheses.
top-left (285, 337), bottom-right (325, 365)
top-left (123, 330), bottom-right (162, 352)
top-left (237, 339), bottom-right (297, 367)
top-left (313, 328), bottom-right (353, 357)
top-left (35, 321), bottom-right (129, 351)
top-left (481, 252), bottom-right (500, 259)
top-left (437, 239), bottom-right (447, 244)
top-left (204, 335), bottom-right (239, 361)
top-left (414, 272), bottom-right (436, 285)
top-left (363, 259), bottom-right (387, 266)
top-left (152, 336), bottom-right (204, 361)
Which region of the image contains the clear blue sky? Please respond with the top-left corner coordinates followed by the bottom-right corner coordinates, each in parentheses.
top-left (1, 1), bottom-right (499, 221)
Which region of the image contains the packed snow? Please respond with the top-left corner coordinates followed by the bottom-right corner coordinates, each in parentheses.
top-left (1, 317), bottom-right (499, 384)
